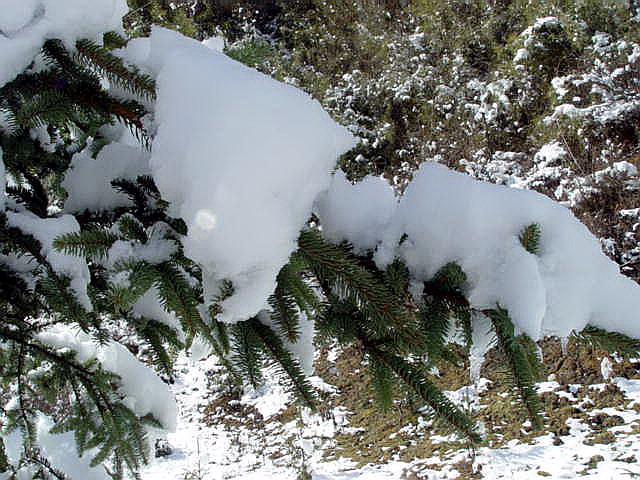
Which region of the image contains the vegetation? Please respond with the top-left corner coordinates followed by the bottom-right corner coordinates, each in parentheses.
top-left (0, 1), bottom-right (639, 478)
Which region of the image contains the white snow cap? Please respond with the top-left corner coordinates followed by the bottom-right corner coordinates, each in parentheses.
top-left (319, 162), bottom-right (640, 341)
top-left (124, 28), bottom-right (356, 322)
top-left (0, 0), bottom-right (128, 88)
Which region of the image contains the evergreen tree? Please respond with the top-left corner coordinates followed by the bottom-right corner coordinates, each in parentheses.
top-left (1, 24), bottom-right (640, 480)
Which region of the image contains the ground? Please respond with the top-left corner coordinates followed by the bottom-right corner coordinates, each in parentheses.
top-left (143, 339), bottom-right (640, 479)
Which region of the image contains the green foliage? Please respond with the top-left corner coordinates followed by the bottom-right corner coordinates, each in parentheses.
top-left (519, 223), bottom-right (542, 255)
top-left (225, 38), bottom-right (276, 68)
top-left (75, 38), bottom-right (156, 101)
top-left (485, 306), bottom-right (544, 429)
top-left (577, 325), bottom-right (640, 357)
top-left (54, 229), bottom-right (121, 259)
top-left (3, 8), bottom-right (640, 479)
top-left (0, 33), bottom-right (178, 480)
top-left (246, 318), bottom-right (317, 408)
top-left (366, 346), bottom-right (481, 442)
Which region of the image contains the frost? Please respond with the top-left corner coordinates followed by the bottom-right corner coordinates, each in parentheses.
top-left (121, 28), bottom-right (356, 323)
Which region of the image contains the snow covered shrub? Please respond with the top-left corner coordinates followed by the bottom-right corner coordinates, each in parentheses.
top-left (2, 2), bottom-right (640, 479)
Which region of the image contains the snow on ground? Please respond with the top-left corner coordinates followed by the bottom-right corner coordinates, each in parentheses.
top-left (143, 351), bottom-right (640, 480)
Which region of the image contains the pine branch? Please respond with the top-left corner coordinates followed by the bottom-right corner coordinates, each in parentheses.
top-left (365, 344), bottom-right (481, 442)
top-left (519, 223), bottom-right (541, 255)
top-left (269, 267), bottom-right (302, 342)
top-left (369, 355), bottom-right (394, 410)
top-left (53, 229), bottom-right (120, 259)
top-left (577, 324), bottom-right (640, 357)
top-left (420, 262), bottom-right (470, 360)
top-left (230, 322), bottom-right (264, 388)
top-left (117, 215), bottom-right (148, 243)
top-left (246, 318), bottom-right (317, 408)
top-left (419, 300), bottom-right (452, 362)
top-left (484, 306), bottom-right (544, 429)
top-left (75, 39), bottom-right (156, 100)
top-left (297, 230), bottom-right (409, 339)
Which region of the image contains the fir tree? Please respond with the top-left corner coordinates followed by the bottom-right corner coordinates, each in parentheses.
top-left (2, 23), bottom-right (640, 480)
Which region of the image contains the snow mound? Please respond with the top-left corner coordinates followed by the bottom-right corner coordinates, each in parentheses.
top-left (317, 162), bottom-right (640, 340)
top-left (315, 170), bottom-right (396, 254)
top-left (122, 28), bottom-right (356, 323)
top-left (0, 0), bottom-right (127, 88)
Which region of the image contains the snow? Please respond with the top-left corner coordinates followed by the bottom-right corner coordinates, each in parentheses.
top-left (6, 211), bottom-right (92, 310)
top-left (534, 141), bottom-right (566, 166)
top-left (143, 351), bottom-right (640, 480)
top-left (315, 171), bottom-right (396, 254)
top-left (62, 142), bottom-right (151, 213)
top-left (0, 0), bottom-right (128, 88)
top-left (469, 314), bottom-right (495, 381)
top-left (121, 27), bottom-right (356, 323)
top-left (104, 225), bottom-right (178, 269)
top-left (202, 36), bottom-right (225, 52)
top-left (132, 286), bottom-right (183, 333)
top-left (317, 162), bottom-right (640, 341)
top-left (37, 324), bottom-right (177, 432)
top-left (36, 415), bottom-right (107, 480)
top-left (601, 357), bottom-right (614, 380)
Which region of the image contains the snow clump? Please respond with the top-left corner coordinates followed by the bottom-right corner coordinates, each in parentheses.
top-left (0, 0), bottom-right (128, 88)
top-left (121, 27), bottom-right (356, 323)
top-left (317, 162), bottom-right (640, 341)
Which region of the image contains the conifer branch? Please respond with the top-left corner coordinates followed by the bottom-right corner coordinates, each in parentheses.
top-left (577, 324), bottom-right (640, 357)
top-left (53, 229), bottom-right (120, 259)
top-left (230, 322), bottom-right (264, 388)
top-left (297, 230), bottom-right (410, 339)
top-left (519, 223), bottom-right (541, 255)
top-left (75, 39), bottom-right (157, 101)
top-left (484, 306), bottom-right (544, 429)
top-left (365, 344), bottom-right (481, 442)
top-left (269, 270), bottom-right (301, 342)
top-left (246, 318), bottom-right (317, 408)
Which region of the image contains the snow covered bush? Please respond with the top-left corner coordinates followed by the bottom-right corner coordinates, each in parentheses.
top-left (2, 2), bottom-right (640, 479)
